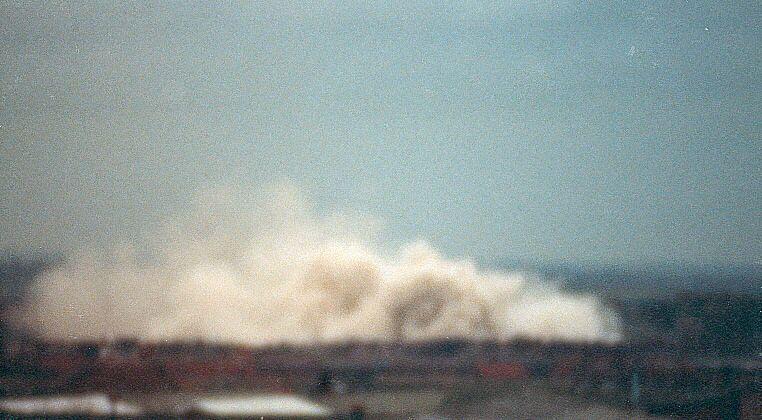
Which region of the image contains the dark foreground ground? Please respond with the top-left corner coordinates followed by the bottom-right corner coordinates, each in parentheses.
top-left (320, 379), bottom-right (666, 419)
top-left (1, 337), bottom-right (759, 418)
top-left (0, 381), bottom-right (665, 419)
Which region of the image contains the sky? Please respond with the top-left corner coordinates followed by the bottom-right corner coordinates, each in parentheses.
top-left (1, 1), bottom-right (760, 265)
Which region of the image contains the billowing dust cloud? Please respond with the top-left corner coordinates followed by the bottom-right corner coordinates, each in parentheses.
top-left (16, 186), bottom-right (621, 345)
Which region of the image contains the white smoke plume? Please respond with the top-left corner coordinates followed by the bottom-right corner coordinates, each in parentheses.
top-left (16, 185), bottom-right (621, 345)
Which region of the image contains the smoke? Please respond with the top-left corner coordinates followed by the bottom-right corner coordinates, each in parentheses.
top-left (16, 185), bottom-right (621, 345)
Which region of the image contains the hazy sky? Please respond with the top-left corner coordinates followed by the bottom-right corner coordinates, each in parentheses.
top-left (1, 1), bottom-right (760, 265)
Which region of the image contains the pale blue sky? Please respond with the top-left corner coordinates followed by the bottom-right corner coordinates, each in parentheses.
top-left (1, 1), bottom-right (760, 264)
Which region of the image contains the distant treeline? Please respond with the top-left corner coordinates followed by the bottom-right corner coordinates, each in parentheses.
top-left (612, 293), bottom-right (761, 356)
top-left (494, 259), bottom-right (762, 298)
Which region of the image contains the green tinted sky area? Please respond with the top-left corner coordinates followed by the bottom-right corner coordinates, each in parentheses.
top-left (1, 1), bottom-right (760, 264)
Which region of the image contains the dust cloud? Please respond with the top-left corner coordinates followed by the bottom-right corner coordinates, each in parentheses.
top-left (16, 186), bottom-right (621, 345)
